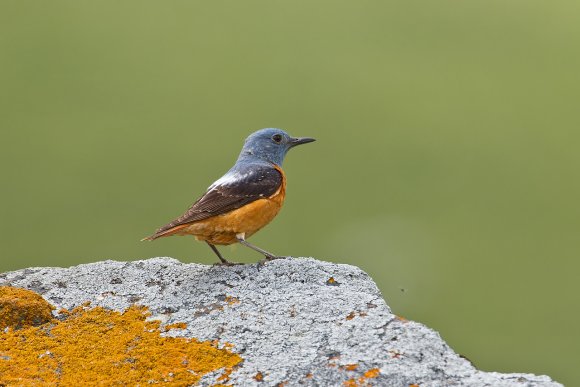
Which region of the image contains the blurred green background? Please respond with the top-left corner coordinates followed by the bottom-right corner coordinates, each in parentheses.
top-left (1, 1), bottom-right (578, 385)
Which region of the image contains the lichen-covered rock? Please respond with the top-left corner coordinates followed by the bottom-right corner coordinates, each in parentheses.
top-left (0, 303), bottom-right (241, 385)
top-left (0, 286), bottom-right (54, 329)
top-left (0, 257), bottom-right (562, 386)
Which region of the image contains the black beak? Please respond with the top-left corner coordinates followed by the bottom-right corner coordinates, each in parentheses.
top-left (289, 137), bottom-right (316, 147)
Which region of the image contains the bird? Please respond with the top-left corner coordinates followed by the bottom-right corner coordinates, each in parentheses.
top-left (142, 128), bottom-right (315, 265)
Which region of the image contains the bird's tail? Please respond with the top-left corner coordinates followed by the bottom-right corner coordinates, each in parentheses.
top-left (140, 224), bottom-right (190, 241)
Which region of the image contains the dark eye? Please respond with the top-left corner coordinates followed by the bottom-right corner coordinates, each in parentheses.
top-left (272, 134), bottom-right (283, 143)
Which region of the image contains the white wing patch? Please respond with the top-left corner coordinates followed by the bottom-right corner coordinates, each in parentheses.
top-left (208, 170), bottom-right (252, 190)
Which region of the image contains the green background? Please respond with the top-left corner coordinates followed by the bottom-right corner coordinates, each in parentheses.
top-left (1, 1), bottom-right (578, 385)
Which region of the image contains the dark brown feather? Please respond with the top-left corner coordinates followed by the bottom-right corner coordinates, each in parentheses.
top-left (146, 165), bottom-right (283, 239)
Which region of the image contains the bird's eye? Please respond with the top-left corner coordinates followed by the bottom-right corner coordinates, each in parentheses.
top-left (272, 134), bottom-right (283, 143)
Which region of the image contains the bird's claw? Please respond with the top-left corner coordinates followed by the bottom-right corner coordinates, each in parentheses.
top-left (258, 255), bottom-right (286, 266)
top-left (213, 260), bottom-right (243, 267)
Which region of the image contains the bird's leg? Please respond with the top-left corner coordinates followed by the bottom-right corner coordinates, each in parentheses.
top-left (206, 241), bottom-right (239, 266)
top-left (236, 233), bottom-right (282, 261)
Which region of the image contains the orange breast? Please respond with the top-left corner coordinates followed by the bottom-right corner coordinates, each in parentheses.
top-left (173, 167), bottom-right (287, 245)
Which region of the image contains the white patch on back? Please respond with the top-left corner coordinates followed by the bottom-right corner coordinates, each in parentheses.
top-left (208, 170), bottom-right (251, 190)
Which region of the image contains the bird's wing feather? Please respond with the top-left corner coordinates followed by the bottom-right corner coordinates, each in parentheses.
top-left (149, 165), bottom-right (282, 238)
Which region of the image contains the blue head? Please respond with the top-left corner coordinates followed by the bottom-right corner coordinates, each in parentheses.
top-left (236, 128), bottom-right (315, 166)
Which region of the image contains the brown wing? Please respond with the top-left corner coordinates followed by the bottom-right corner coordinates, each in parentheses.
top-left (143, 165), bottom-right (283, 240)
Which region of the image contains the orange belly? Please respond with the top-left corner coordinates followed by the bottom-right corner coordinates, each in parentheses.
top-left (170, 179), bottom-right (286, 245)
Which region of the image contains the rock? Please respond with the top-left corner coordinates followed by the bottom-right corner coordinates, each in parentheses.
top-left (0, 257), bottom-right (562, 386)
top-left (0, 286), bottom-right (54, 329)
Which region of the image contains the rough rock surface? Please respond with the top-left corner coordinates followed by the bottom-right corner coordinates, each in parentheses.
top-left (0, 257), bottom-right (561, 387)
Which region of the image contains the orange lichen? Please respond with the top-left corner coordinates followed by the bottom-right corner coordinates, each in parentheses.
top-left (344, 364), bottom-right (359, 371)
top-left (0, 300), bottom-right (242, 385)
top-left (363, 368), bottom-right (380, 379)
top-left (224, 296), bottom-right (240, 306)
top-left (0, 286), bottom-right (54, 329)
top-left (216, 364), bottom-right (236, 384)
top-left (163, 321), bottom-right (187, 331)
top-left (409, 384), bottom-right (420, 387)
top-left (343, 367), bottom-right (381, 387)
top-left (346, 311), bottom-right (367, 320)
top-left (254, 371), bottom-right (264, 381)
top-left (395, 315), bottom-right (409, 323)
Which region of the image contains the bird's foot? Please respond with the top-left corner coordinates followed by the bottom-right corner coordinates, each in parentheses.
top-left (213, 260), bottom-right (243, 267)
top-left (258, 255), bottom-right (286, 265)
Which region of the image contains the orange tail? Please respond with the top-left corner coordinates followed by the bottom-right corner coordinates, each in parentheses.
top-left (140, 224), bottom-right (190, 241)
